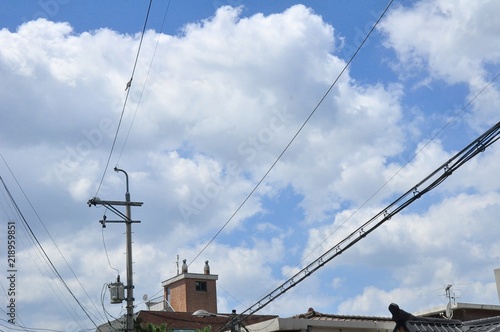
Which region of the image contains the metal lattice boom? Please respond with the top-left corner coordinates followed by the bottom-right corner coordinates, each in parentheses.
top-left (226, 121), bottom-right (499, 330)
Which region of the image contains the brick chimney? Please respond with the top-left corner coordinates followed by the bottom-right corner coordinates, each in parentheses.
top-left (162, 260), bottom-right (218, 313)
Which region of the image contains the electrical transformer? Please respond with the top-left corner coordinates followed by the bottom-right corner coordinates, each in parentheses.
top-left (109, 276), bottom-right (125, 304)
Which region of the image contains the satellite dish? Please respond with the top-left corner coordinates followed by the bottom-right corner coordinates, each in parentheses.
top-left (445, 302), bottom-right (453, 319)
top-left (143, 294), bottom-right (148, 301)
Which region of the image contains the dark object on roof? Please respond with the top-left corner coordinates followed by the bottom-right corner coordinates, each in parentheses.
top-left (389, 303), bottom-right (461, 325)
top-left (388, 303), bottom-right (500, 332)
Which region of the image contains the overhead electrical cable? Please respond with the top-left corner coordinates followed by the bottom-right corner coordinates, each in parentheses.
top-left (134, 288), bottom-right (164, 308)
top-left (0, 285), bottom-right (30, 331)
top-left (0, 1), bottom-right (158, 327)
top-left (219, 121), bottom-right (499, 332)
top-left (0, 317), bottom-right (93, 332)
top-left (316, 69), bottom-right (500, 238)
top-left (100, 283), bottom-right (122, 330)
top-left (0, 176), bottom-right (100, 330)
top-left (99, 1), bottom-right (172, 317)
top-left (94, 0), bottom-right (153, 197)
top-left (217, 281), bottom-right (247, 308)
top-left (1, 188), bottom-right (90, 328)
top-left (116, 0), bottom-right (172, 166)
top-left (0, 180), bottom-right (83, 328)
top-left (0, 154), bottom-right (106, 325)
top-left (189, 0), bottom-right (395, 267)
top-left (261, 69), bottom-right (500, 300)
top-left (102, 224), bottom-right (120, 275)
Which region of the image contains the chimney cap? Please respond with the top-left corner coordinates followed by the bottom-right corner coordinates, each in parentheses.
top-left (204, 261), bottom-right (210, 275)
top-left (182, 259), bottom-right (188, 274)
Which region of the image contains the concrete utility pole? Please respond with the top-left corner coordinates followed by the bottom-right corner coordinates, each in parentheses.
top-left (88, 167), bottom-right (143, 332)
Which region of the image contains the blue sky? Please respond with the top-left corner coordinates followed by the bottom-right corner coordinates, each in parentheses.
top-left (0, 1), bottom-right (499, 331)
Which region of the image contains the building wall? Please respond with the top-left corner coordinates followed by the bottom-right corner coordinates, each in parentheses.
top-left (167, 279), bottom-right (188, 312)
top-left (424, 308), bottom-right (500, 321)
top-left (163, 274), bottom-right (218, 313)
top-left (417, 303), bottom-right (500, 321)
top-left (184, 278), bottom-right (217, 313)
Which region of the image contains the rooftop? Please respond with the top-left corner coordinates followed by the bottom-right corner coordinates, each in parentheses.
top-left (246, 308), bottom-right (395, 332)
top-left (389, 303), bottom-right (500, 332)
top-left (415, 303), bottom-right (500, 321)
top-left (161, 272), bottom-right (219, 287)
top-left (96, 311), bottom-right (278, 332)
top-left (293, 307), bottom-right (393, 322)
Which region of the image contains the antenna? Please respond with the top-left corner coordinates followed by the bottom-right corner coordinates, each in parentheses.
top-left (445, 284), bottom-right (456, 304)
top-left (443, 284), bottom-right (454, 319)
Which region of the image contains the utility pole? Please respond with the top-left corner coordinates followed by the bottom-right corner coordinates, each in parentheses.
top-left (88, 167), bottom-right (143, 332)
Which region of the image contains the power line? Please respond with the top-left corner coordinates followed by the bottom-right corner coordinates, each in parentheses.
top-left (102, 219), bottom-right (121, 275)
top-left (116, 0), bottom-right (173, 166)
top-left (0, 153), bottom-right (105, 326)
top-left (189, 0), bottom-right (395, 267)
top-left (100, 283), bottom-right (123, 330)
top-left (273, 69), bottom-right (500, 294)
top-left (0, 176), bottom-right (100, 330)
top-left (223, 121), bottom-right (499, 331)
top-left (0, 183), bottom-right (83, 328)
top-left (94, 0), bottom-right (154, 197)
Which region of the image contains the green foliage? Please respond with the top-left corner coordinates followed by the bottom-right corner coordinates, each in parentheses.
top-left (196, 326), bottom-right (212, 332)
top-left (135, 320), bottom-right (170, 332)
top-left (134, 318), bottom-right (212, 332)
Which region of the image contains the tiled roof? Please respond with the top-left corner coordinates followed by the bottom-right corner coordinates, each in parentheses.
top-left (402, 319), bottom-right (463, 332)
top-left (464, 316), bottom-right (500, 332)
top-left (293, 307), bottom-right (393, 322)
top-left (389, 303), bottom-right (500, 332)
top-left (308, 315), bottom-right (394, 322)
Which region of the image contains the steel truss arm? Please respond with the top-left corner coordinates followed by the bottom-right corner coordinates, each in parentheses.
top-left (227, 121), bottom-right (499, 329)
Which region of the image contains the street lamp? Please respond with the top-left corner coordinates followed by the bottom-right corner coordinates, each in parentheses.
top-left (87, 167), bottom-right (143, 332)
top-left (193, 309), bottom-right (223, 318)
top-left (193, 309), bottom-right (244, 332)
top-left (114, 167), bottom-right (135, 332)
